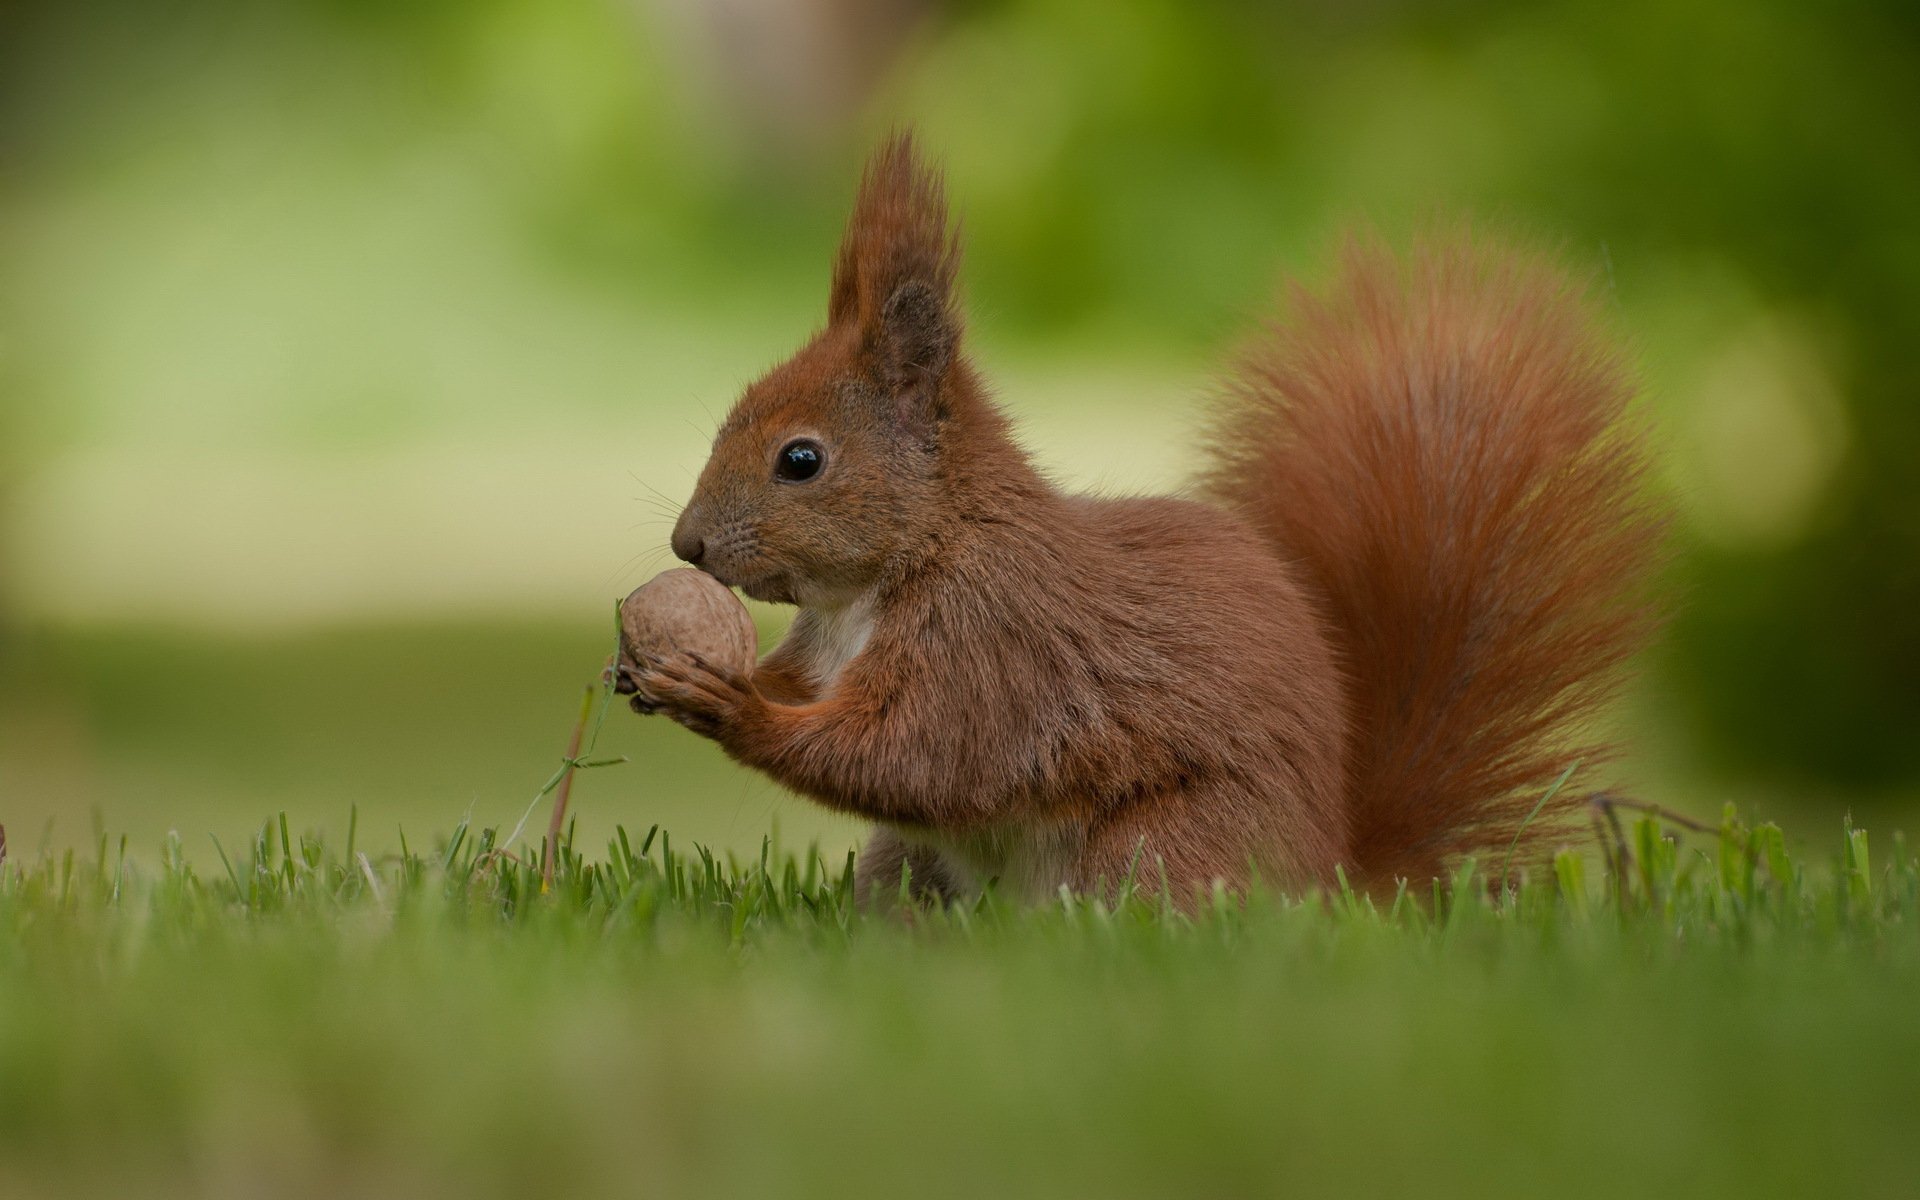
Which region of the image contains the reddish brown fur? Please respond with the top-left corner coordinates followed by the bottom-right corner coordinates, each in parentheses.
top-left (1200, 236), bottom-right (1666, 885)
top-left (622, 133), bottom-right (1664, 904)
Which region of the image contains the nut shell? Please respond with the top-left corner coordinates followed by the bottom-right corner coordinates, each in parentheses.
top-left (619, 569), bottom-right (758, 677)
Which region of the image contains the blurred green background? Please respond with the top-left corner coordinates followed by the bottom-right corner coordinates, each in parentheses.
top-left (1, 0), bottom-right (1916, 863)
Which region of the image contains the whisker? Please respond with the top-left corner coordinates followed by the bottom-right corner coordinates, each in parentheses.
top-left (604, 544), bottom-right (675, 590)
top-left (627, 473), bottom-right (687, 517)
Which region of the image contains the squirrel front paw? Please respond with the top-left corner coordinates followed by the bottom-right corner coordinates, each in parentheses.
top-left (611, 657), bottom-right (658, 714)
top-left (620, 652), bottom-right (757, 739)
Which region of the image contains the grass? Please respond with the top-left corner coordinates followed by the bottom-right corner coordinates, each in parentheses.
top-left (0, 797), bottom-right (1914, 1200)
top-left (2, 631), bottom-right (1914, 1198)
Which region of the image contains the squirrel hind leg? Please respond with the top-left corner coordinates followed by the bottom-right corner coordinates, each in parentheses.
top-left (853, 827), bottom-right (962, 908)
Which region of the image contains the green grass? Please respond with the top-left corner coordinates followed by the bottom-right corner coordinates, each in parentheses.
top-left (0, 800), bottom-right (1914, 1200)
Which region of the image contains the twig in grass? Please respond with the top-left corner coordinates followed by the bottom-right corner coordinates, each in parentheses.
top-left (1587, 793), bottom-right (1720, 906)
top-left (0, 823), bottom-right (7, 869)
top-left (1590, 794), bottom-right (1719, 835)
top-left (1589, 800), bottom-right (1620, 884)
top-left (542, 680), bottom-right (599, 891)
top-left (1592, 792), bottom-right (1634, 901)
top-left (492, 635), bottom-right (627, 876)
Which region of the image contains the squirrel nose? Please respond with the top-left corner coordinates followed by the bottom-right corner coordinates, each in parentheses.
top-left (670, 516), bottom-right (706, 566)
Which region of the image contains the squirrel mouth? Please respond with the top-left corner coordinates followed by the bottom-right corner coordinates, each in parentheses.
top-left (702, 560), bottom-right (790, 606)
top-left (738, 574), bottom-right (794, 606)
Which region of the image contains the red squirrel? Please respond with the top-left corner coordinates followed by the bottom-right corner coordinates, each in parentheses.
top-left (618, 132), bottom-right (1664, 904)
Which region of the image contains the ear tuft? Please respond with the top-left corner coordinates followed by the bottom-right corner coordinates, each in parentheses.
top-left (827, 130), bottom-right (962, 375)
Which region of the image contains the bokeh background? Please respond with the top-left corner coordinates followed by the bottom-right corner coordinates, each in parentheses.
top-left (2, 0), bottom-right (1915, 864)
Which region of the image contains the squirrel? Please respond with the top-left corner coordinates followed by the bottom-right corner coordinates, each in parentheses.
top-left (617, 132), bottom-right (1665, 905)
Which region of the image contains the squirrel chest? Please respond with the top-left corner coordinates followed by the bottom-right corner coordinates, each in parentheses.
top-left (796, 599), bottom-right (877, 695)
top-left (792, 595), bottom-right (1088, 901)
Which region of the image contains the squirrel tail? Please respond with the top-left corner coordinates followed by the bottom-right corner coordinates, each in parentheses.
top-left (1200, 232), bottom-right (1667, 886)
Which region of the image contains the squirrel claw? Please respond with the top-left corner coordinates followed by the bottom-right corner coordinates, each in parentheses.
top-left (613, 657), bottom-right (664, 708)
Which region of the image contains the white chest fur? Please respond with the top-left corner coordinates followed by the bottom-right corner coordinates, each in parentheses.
top-left (799, 596), bottom-right (876, 694)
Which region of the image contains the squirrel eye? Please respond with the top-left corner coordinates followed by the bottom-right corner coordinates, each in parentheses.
top-left (774, 438), bottom-right (825, 483)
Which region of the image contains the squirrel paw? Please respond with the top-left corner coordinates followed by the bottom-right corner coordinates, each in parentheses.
top-left (623, 652), bottom-right (755, 737)
top-left (612, 658), bottom-right (659, 714)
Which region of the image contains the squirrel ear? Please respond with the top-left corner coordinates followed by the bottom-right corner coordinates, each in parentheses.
top-left (828, 131), bottom-right (963, 388)
top-left (877, 280), bottom-right (955, 384)
top-left (867, 278), bottom-right (957, 438)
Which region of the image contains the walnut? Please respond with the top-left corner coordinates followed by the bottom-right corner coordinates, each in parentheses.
top-left (619, 569), bottom-right (757, 677)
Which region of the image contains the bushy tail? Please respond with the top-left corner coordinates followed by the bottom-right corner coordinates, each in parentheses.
top-left (1200, 233), bottom-right (1666, 885)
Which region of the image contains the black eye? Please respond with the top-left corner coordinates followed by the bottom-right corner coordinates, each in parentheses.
top-left (775, 438), bottom-right (825, 483)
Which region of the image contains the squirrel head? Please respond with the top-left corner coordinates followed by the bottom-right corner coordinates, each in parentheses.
top-left (671, 132), bottom-right (969, 608)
